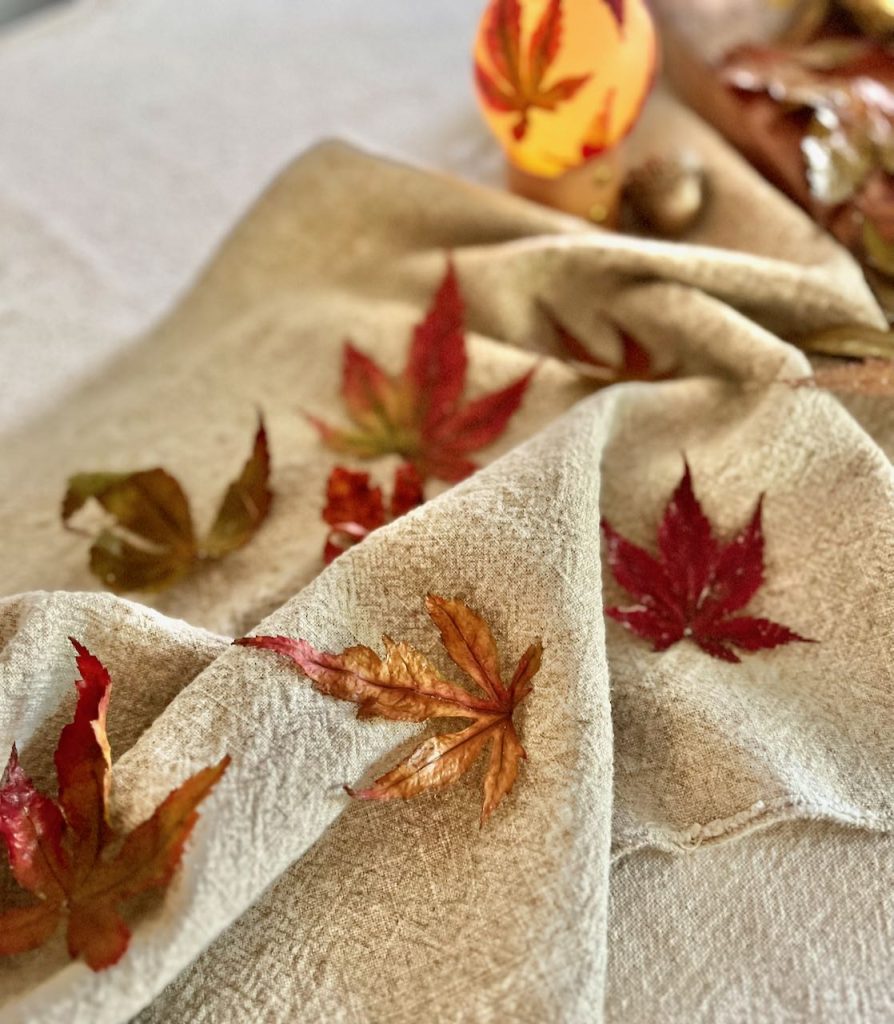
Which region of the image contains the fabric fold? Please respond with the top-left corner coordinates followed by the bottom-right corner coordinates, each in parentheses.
top-left (0, 135), bottom-right (892, 1023)
top-left (1, 399), bottom-right (618, 1023)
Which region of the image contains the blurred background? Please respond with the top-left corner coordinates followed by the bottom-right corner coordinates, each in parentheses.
top-left (3, 0), bottom-right (891, 429)
top-left (0, 0), bottom-right (59, 26)
top-left (0, 0), bottom-right (494, 432)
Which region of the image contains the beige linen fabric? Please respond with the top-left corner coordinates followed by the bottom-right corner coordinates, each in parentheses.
top-left (606, 821), bottom-right (894, 1023)
top-left (0, 104), bottom-right (892, 1022)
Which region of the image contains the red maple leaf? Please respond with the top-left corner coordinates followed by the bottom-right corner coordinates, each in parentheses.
top-left (601, 461), bottom-right (812, 662)
top-left (309, 259), bottom-right (534, 482)
top-left (475, 0), bottom-right (592, 141)
top-left (322, 464), bottom-right (424, 564)
top-left (0, 640), bottom-right (228, 970)
top-left (546, 308), bottom-right (674, 383)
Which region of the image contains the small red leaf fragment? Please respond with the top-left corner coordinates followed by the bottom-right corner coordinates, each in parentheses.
top-left (0, 640), bottom-right (229, 971)
top-left (0, 746), bottom-right (67, 902)
top-left (323, 468), bottom-right (386, 534)
top-left (236, 597), bottom-right (542, 824)
top-left (321, 464), bottom-right (424, 564)
top-left (389, 463), bottom-right (425, 519)
top-left (602, 461), bottom-right (812, 662)
top-left (310, 259), bottom-right (534, 482)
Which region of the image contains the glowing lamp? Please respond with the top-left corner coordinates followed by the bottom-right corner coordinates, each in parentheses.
top-left (474, 0), bottom-right (658, 217)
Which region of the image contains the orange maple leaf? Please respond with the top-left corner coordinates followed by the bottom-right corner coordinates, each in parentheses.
top-left (0, 640), bottom-right (228, 970)
top-left (475, 0), bottom-right (592, 141)
top-left (237, 596), bottom-right (542, 825)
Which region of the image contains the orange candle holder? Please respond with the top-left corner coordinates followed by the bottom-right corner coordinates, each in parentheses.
top-left (474, 0), bottom-right (658, 221)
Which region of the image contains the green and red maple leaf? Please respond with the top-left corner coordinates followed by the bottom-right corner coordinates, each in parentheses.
top-left (309, 260), bottom-right (534, 482)
top-left (322, 464), bottom-right (425, 563)
top-left (475, 0), bottom-right (592, 141)
top-left (237, 596), bottom-right (541, 825)
top-left (602, 462), bottom-right (811, 662)
top-left (0, 640), bottom-right (228, 970)
top-left (62, 418), bottom-right (272, 592)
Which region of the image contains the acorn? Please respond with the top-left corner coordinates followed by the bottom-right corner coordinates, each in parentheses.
top-left (622, 152), bottom-right (707, 238)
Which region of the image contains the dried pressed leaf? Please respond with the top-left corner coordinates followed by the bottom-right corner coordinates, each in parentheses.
top-left (322, 464), bottom-right (424, 564)
top-left (63, 418), bottom-right (272, 592)
top-left (204, 419), bottom-right (273, 559)
top-left (65, 469), bottom-right (197, 592)
top-left (309, 260), bottom-right (534, 482)
top-left (720, 38), bottom-right (894, 219)
top-left (236, 595), bottom-right (542, 825)
top-left (602, 461), bottom-right (812, 662)
top-left (544, 307), bottom-right (674, 383)
top-left (0, 640), bottom-right (228, 970)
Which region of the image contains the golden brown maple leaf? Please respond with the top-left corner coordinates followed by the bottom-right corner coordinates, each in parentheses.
top-left (0, 640), bottom-right (228, 970)
top-left (236, 596), bottom-right (542, 825)
top-left (62, 417), bottom-right (272, 592)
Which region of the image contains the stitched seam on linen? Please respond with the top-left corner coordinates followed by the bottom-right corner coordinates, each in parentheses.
top-left (611, 795), bottom-right (894, 863)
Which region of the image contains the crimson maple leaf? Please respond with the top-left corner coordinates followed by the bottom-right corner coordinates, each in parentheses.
top-left (236, 596), bottom-right (542, 825)
top-left (601, 461), bottom-right (812, 662)
top-left (545, 308), bottom-right (674, 383)
top-left (309, 260), bottom-right (534, 482)
top-left (322, 463), bottom-right (424, 564)
top-left (0, 640), bottom-right (228, 970)
top-left (474, 0), bottom-right (592, 141)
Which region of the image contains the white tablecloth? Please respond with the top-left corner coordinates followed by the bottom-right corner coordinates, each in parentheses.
top-left (0, 0), bottom-right (493, 431)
